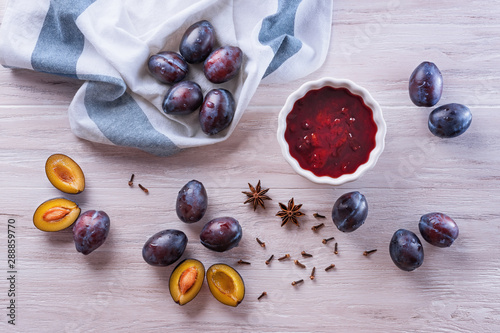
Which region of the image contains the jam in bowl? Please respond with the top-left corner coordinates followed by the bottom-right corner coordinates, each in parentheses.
top-left (277, 78), bottom-right (386, 185)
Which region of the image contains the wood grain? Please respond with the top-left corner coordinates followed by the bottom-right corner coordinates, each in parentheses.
top-left (1, 1), bottom-right (500, 332)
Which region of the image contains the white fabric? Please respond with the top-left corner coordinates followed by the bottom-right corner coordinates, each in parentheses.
top-left (0, 0), bottom-right (333, 156)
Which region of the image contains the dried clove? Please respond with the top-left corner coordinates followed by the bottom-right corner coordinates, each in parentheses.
top-left (334, 242), bottom-right (338, 254)
top-left (138, 184), bottom-right (149, 194)
top-left (278, 254), bottom-right (290, 261)
top-left (325, 264), bottom-right (336, 271)
top-left (310, 267), bottom-right (316, 280)
top-left (258, 291), bottom-right (267, 300)
top-left (291, 279), bottom-right (304, 286)
top-left (128, 174), bottom-right (135, 187)
top-left (256, 237), bottom-right (266, 248)
top-left (313, 213), bottom-right (326, 218)
top-left (265, 254), bottom-right (274, 265)
top-left (363, 249), bottom-right (378, 256)
top-left (301, 251), bottom-right (313, 258)
top-left (237, 260), bottom-right (251, 265)
top-left (311, 223), bottom-right (325, 231)
top-left (294, 260), bottom-right (306, 269)
top-left (322, 236), bottom-right (335, 244)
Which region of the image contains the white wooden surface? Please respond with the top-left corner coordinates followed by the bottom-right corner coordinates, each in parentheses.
top-left (2, 1), bottom-right (500, 332)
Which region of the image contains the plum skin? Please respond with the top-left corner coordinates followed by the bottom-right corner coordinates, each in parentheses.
top-left (176, 180), bottom-right (208, 223)
top-left (163, 81), bottom-right (203, 115)
top-left (331, 191), bottom-right (368, 233)
top-left (148, 51), bottom-right (188, 84)
top-left (428, 103), bottom-right (472, 138)
top-left (142, 229), bottom-right (187, 266)
top-left (419, 212), bottom-right (459, 247)
top-left (203, 46), bottom-right (243, 83)
top-left (199, 88), bottom-right (236, 135)
top-left (179, 20), bottom-right (216, 64)
top-left (200, 217), bottom-right (242, 252)
top-left (409, 61), bottom-right (443, 107)
top-left (389, 229), bottom-right (424, 271)
top-left (73, 210), bottom-right (110, 255)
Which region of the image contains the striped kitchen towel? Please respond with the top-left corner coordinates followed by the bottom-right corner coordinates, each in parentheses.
top-left (0, 0), bottom-right (333, 156)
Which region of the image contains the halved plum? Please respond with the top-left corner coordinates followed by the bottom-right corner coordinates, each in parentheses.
top-left (169, 259), bottom-right (205, 305)
top-left (206, 263), bottom-right (244, 307)
top-left (45, 154), bottom-right (85, 194)
top-left (33, 198), bottom-right (81, 232)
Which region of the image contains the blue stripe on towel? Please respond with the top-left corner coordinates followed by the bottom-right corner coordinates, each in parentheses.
top-left (31, 2), bottom-right (180, 156)
top-left (83, 76), bottom-right (181, 157)
top-left (31, 0), bottom-right (95, 77)
top-left (258, 0), bottom-right (303, 78)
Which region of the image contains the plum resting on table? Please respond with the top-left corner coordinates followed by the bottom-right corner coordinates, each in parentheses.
top-left (331, 191), bottom-right (368, 233)
top-left (200, 217), bottom-right (242, 252)
top-left (389, 229), bottom-right (424, 271)
top-left (142, 229), bottom-right (187, 266)
top-left (428, 103), bottom-right (472, 138)
top-left (409, 61), bottom-right (443, 107)
top-left (419, 212), bottom-right (459, 247)
top-left (73, 210), bottom-right (110, 255)
top-left (176, 179), bottom-right (208, 223)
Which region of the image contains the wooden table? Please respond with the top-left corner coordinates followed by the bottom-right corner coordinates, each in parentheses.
top-left (1, 1), bottom-right (500, 332)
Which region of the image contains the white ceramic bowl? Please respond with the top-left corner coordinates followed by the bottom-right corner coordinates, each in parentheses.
top-left (277, 77), bottom-right (386, 186)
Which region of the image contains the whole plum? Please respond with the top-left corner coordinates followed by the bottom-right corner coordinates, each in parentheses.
top-left (409, 61), bottom-right (443, 107)
top-left (389, 229), bottom-right (424, 272)
top-left (142, 229), bottom-right (187, 266)
top-left (148, 51), bottom-right (188, 84)
top-left (203, 46), bottom-right (243, 83)
top-left (199, 88), bottom-right (235, 135)
top-left (73, 210), bottom-right (110, 255)
top-left (331, 191), bottom-right (368, 233)
top-left (180, 20), bottom-right (216, 64)
top-left (419, 212), bottom-right (459, 247)
top-left (163, 81), bottom-right (203, 115)
top-left (176, 180), bottom-right (208, 223)
top-left (200, 217), bottom-right (242, 252)
top-left (428, 103), bottom-right (472, 138)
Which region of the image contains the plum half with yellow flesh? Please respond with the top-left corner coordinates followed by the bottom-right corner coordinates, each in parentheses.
top-left (45, 154), bottom-right (85, 194)
top-left (169, 259), bottom-right (205, 305)
top-left (33, 198), bottom-right (81, 232)
top-left (206, 264), bottom-right (245, 307)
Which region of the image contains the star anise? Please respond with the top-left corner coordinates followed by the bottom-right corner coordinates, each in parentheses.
top-left (242, 180), bottom-right (272, 211)
top-left (276, 198), bottom-right (305, 227)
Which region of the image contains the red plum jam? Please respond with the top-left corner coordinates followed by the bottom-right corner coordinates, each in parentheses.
top-left (284, 87), bottom-right (377, 178)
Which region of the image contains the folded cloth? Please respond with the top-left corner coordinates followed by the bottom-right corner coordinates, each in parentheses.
top-left (0, 0), bottom-right (333, 156)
